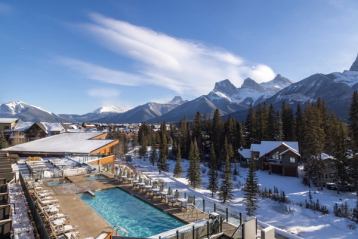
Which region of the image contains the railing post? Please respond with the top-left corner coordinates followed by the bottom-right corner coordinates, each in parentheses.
top-left (207, 221), bottom-right (210, 239)
top-left (176, 230), bottom-right (179, 239)
top-left (240, 212), bottom-right (242, 225)
top-left (202, 199), bottom-right (205, 212)
top-left (192, 225), bottom-right (195, 239)
top-left (193, 195), bottom-right (196, 205)
top-left (220, 217), bottom-right (223, 232)
top-left (225, 208), bottom-right (228, 222)
top-left (214, 203), bottom-right (216, 212)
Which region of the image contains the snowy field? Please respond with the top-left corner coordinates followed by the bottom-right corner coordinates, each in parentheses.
top-left (126, 154), bottom-right (358, 239)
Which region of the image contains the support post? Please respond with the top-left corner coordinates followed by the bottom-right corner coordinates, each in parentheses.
top-left (192, 225), bottom-right (195, 239)
top-left (214, 203), bottom-right (216, 212)
top-left (203, 199), bottom-right (205, 212)
top-left (226, 208), bottom-right (228, 222)
top-left (176, 230), bottom-right (179, 239)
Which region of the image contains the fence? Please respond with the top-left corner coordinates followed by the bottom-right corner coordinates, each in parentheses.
top-left (19, 173), bottom-right (50, 239)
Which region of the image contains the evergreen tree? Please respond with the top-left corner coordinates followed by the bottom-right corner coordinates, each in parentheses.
top-left (295, 104), bottom-right (304, 151)
top-left (193, 112), bottom-right (202, 157)
top-left (245, 105), bottom-right (257, 146)
top-left (212, 109), bottom-right (223, 166)
top-left (265, 104), bottom-right (277, 140)
top-left (281, 102), bottom-right (295, 140)
top-left (150, 147), bottom-right (158, 166)
top-left (158, 123), bottom-right (168, 171)
top-left (350, 92), bottom-right (358, 194)
top-left (220, 139), bottom-right (233, 203)
top-left (173, 146), bottom-right (183, 177)
top-left (244, 160), bottom-right (259, 216)
top-left (350, 91), bottom-right (358, 151)
top-left (208, 144), bottom-right (218, 197)
top-left (187, 139), bottom-right (201, 188)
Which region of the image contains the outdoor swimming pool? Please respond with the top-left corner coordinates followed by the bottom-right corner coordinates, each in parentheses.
top-left (81, 188), bottom-right (185, 237)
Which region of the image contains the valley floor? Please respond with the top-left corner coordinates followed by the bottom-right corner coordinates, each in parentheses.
top-left (128, 154), bottom-right (358, 239)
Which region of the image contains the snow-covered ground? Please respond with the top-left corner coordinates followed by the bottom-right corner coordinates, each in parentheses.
top-left (126, 154), bottom-right (358, 239)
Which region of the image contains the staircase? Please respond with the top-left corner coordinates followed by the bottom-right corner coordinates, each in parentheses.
top-left (0, 151), bottom-right (14, 182)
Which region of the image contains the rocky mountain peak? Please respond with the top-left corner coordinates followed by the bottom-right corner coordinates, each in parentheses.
top-left (241, 78), bottom-right (263, 91)
top-left (168, 96), bottom-right (185, 105)
top-left (350, 54), bottom-right (358, 71)
top-left (213, 79), bottom-right (237, 96)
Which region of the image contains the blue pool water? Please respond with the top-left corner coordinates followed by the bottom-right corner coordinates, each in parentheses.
top-left (81, 188), bottom-right (185, 237)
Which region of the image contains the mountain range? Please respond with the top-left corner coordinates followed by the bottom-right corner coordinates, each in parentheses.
top-left (1, 54), bottom-right (358, 123)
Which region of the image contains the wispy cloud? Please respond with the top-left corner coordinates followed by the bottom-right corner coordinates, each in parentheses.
top-left (63, 13), bottom-right (276, 97)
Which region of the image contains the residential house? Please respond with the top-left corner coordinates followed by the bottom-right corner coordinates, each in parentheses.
top-left (0, 118), bottom-right (18, 131)
top-left (239, 141), bottom-right (300, 177)
top-left (9, 122), bottom-right (65, 145)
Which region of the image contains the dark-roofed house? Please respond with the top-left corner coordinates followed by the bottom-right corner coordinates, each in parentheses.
top-left (240, 141), bottom-right (300, 177)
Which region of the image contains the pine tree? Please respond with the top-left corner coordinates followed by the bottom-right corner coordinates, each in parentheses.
top-left (212, 109), bottom-right (223, 165)
top-left (173, 145), bottom-right (183, 177)
top-left (208, 144), bottom-right (218, 197)
top-left (158, 123), bottom-right (168, 171)
top-left (245, 106), bottom-right (257, 146)
top-left (150, 147), bottom-right (158, 166)
top-left (265, 104), bottom-right (277, 140)
top-left (244, 160), bottom-right (259, 216)
top-left (281, 102), bottom-right (295, 141)
top-left (350, 91), bottom-right (358, 151)
top-left (220, 139), bottom-right (233, 203)
top-left (187, 139), bottom-right (201, 188)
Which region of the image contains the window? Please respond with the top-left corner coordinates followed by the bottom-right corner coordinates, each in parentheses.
top-left (290, 157), bottom-right (295, 163)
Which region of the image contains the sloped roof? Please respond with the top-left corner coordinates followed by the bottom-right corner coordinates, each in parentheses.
top-left (13, 121), bottom-right (34, 131)
top-left (0, 118), bottom-right (18, 124)
top-left (238, 148), bottom-right (251, 159)
top-left (2, 132), bottom-right (115, 154)
top-left (250, 141), bottom-right (299, 157)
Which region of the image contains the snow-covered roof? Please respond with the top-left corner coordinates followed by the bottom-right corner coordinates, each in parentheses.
top-left (0, 118), bottom-right (18, 124)
top-left (40, 122), bottom-right (65, 133)
top-left (13, 121), bottom-right (34, 131)
top-left (250, 141), bottom-right (299, 157)
top-left (238, 148), bottom-right (251, 159)
top-left (2, 132), bottom-right (116, 155)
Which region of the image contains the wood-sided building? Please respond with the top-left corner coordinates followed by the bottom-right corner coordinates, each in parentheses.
top-left (239, 141), bottom-right (300, 177)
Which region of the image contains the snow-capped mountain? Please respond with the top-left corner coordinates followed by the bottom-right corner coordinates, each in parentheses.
top-left (60, 105), bottom-right (127, 123)
top-left (97, 96), bottom-right (187, 123)
top-left (93, 105), bottom-right (125, 114)
top-left (350, 54), bottom-right (358, 71)
top-left (152, 75), bottom-right (291, 122)
top-left (0, 101), bottom-right (62, 122)
top-left (266, 56), bottom-right (358, 119)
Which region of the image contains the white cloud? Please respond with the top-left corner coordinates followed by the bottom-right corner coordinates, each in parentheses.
top-left (64, 13), bottom-right (276, 97)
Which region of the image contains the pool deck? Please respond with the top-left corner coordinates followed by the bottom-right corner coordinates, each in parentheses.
top-left (46, 174), bottom-right (238, 238)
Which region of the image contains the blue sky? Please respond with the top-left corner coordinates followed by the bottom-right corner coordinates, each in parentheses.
top-left (0, 0), bottom-right (358, 114)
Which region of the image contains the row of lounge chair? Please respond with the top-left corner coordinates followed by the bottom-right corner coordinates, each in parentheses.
top-left (116, 166), bottom-right (197, 214)
top-left (30, 181), bottom-right (79, 239)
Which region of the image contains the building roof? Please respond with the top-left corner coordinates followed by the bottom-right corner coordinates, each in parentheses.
top-left (0, 118), bottom-right (18, 124)
top-left (13, 121), bottom-right (34, 132)
top-left (250, 141), bottom-right (299, 157)
top-left (2, 132), bottom-right (115, 155)
top-left (238, 148), bottom-right (251, 159)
